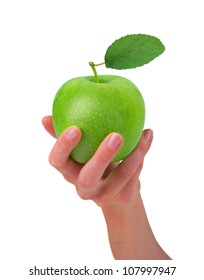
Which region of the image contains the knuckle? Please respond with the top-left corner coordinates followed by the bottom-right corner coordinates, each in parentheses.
top-left (48, 155), bottom-right (56, 167)
top-left (77, 191), bottom-right (92, 201)
top-left (96, 149), bottom-right (109, 164)
top-left (77, 174), bottom-right (93, 190)
top-left (76, 186), bottom-right (95, 201)
top-left (49, 156), bottom-right (60, 170)
top-left (63, 174), bottom-right (73, 184)
top-left (136, 142), bottom-right (147, 156)
top-left (119, 164), bottom-right (135, 180)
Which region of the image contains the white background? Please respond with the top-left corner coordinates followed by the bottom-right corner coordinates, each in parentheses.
top-left (0, 0), bottom-right (203, 279)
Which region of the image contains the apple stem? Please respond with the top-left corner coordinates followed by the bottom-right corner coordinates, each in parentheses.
top-left (89, 61), bottom-right (105, 83)
top-left (93, 62), bottom-right (105, 66)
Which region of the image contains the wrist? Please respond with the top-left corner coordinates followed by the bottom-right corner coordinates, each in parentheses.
top-left (102, 185), bottom-right (142, 216)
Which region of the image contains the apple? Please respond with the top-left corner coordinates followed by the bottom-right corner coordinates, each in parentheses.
top-left (52, 74), bottom-right (145, 164)
top-left (51, 34), bottom-right (165, 164)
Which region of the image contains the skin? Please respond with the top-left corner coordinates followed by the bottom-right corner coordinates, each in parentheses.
top-left (42, 115), bottom-right (171, 260)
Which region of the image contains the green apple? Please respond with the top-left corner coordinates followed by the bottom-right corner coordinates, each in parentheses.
top-left (52, 73), bottom-right (145, 164)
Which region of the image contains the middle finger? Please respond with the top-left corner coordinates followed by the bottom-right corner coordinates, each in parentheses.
top-left (77, 133), bottom-right (123, 194)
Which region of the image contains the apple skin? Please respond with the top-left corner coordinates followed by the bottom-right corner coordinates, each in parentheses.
top-left (52, 75), bottom-right (145, 164)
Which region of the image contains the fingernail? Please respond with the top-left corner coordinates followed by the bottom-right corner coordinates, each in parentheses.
top-left (65, 127), bottom-right (80, 141)
top-left (144, 129), bottom-right (153, 141)
top-left (107, 133), bottom-right (122, 149)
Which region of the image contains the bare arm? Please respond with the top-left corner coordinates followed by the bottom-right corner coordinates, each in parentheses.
top-left (102, 193), bottom-right (171, 260)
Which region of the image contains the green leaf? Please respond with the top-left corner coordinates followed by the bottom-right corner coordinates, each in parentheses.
top-left (105, 34), bottom-right (165, 70)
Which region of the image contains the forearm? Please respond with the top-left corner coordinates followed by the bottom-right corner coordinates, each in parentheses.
top-left (102, 193), bottom-right (171, 260)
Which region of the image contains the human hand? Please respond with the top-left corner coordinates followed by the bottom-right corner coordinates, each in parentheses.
top-left (42, 116), bottom-right (153, 208)
top-left (42, 118), bottom-right (171, 260)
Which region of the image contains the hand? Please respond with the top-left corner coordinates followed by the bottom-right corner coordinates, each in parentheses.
top-left (42, 116), bottom-right (153, 208)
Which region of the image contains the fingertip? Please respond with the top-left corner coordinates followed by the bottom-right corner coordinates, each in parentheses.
top-left (42, 115), bottom-right (52, 126)
top-left (143, 129), bottom-right (153, 142)
top-left (107, 133), bottom-right (123, 150)
top-left (42, 115), bottom-right (56, 138)
top-left (63, 126), bottom-right (82, 142)
top-left (41, 116), bottom-right (47, 126)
